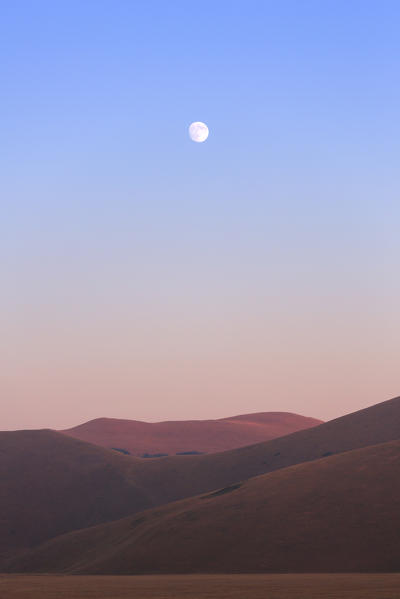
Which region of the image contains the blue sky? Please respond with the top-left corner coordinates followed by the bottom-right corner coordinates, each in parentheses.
top-left (1, 1), bottom-right (399, 428)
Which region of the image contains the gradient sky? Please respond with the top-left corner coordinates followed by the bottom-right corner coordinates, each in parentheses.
top-left (1, 1), bottom-right (399, 430)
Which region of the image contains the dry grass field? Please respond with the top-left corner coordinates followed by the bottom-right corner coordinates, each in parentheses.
top-left (1, 574), bottom-right (400, 599)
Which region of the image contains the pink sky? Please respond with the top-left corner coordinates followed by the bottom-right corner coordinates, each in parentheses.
top-left (2, 260), bottom-right (399, 430)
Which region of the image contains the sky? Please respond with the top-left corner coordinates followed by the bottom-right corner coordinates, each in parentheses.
top-left (1, 1), bottom-right (399, 430)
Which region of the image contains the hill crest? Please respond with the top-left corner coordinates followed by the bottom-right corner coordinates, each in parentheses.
top-left (60, 411), bottom-right (323, 456)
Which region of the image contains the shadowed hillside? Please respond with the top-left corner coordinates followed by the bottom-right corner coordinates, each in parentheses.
top-left (11, 438), bottom-right (400, 574)
top-left (60, 412), bottom-right (322, 456)
top-left (0, 430), bottom-right (156, 565)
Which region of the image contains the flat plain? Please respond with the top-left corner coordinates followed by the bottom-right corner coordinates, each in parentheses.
top-left (2, 574), bottom-right (400, 599)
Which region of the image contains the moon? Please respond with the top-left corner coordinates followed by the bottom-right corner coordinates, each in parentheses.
top-left (189, 121), bottom-right (209, 143)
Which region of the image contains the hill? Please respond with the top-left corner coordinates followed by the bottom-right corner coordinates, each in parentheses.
top-left (127, 394), bottom-right (400, 504)
top-left (60, 412), bottom-right (322, 456)
top-left (0, 430), bottom-right (156, 566)
top-left (1, 395), bottom-right (400, 570)
top-left (10, 438), bottom-right (400, 574)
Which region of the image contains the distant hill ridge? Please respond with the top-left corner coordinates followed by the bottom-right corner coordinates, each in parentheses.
top-left (60, 411), bottom-right (323, 456)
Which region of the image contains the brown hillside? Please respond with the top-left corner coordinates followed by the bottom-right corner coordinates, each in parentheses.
top-left (11, 438), bottom-right (400, 574)
top-left (0, 430), bottom-right (156, 566)
top-left (125, 394), bottom-right (400, 504)
top-left (1, 396), bottom-right (400, 570)
top-left (61, 412), bottom-right (322, 456)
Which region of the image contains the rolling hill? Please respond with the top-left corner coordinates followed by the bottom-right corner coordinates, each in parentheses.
top-left (60, 412), bottom-right (323, 456)
top-left (0, 430), bottom-right (156, 566)
top-left (1, 395), bottom-right (400, 571)
top-left (8, 438), bottom-right (400, 573)
top-left (125, 394), bottom-right (400, 504)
